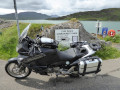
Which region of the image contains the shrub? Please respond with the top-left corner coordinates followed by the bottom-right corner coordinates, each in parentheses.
top-left (58, 45), bottom-right (69, 51)
top-left (69, 18), bottom-right (79, 22)
top-left (104, 35), bottom-right (120, 43)
top-left (28, 24), bottom-right (53, 38)
top-left (95, 45), bottom-right (120, 60)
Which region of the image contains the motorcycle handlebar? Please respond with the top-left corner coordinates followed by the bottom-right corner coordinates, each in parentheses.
top-left (70, 41), bottom-right (88, 48)
top-left (89, 43), bottom-right (101, 51)
top-left (25, 36), bottom-right (35, 43)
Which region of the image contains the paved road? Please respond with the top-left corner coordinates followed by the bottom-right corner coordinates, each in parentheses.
top-left (0, 59), bottom-right (120, 90)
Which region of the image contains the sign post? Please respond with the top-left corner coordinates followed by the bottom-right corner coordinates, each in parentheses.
top-left (96, 20), bottom-right (102, 38)
top-left (13, 0), bottom-right (20, 38)
top-left (102, 27), bottom-right (108, 38)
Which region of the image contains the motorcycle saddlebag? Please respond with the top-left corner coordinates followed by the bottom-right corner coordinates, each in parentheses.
top-left (79, 56), bottom-right (102, 76)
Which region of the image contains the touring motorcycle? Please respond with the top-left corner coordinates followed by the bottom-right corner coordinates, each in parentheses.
top-left (5, 24), bottom-right (102, 79)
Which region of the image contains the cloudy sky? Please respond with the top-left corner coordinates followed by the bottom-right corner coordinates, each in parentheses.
top-left (0, 0), bottom-right (120, 16)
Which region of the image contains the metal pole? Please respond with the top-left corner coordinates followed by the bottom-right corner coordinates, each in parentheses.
top-left (96, 20), bottom-right (99, 38)
top-left (13, 0), bottom-right (20, 38)
top-left (96, 28), bottom-right (97, 38)
top-left (96, 21), bottom-right (98, 37)
top-left (97, 21), bottom-right (100, 34)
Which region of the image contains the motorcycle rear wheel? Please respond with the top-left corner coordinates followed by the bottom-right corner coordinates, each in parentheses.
top-left (5, 61), bottom-right (31, 79)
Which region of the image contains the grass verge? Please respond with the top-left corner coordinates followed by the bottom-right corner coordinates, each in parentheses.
top-left (0, 23), bottom-right (28, 60)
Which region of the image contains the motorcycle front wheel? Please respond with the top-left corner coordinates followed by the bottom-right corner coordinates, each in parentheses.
top-left (5, 61), bottom-right (31, 79)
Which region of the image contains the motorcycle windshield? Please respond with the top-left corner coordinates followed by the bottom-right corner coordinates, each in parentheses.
top-left (19, 24), bottom-right (31, 41)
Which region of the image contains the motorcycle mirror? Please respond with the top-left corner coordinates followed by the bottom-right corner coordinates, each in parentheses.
top-left (36, 34), bottom-right (40, 37)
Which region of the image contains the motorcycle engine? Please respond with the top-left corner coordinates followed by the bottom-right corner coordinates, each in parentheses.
top-left (47, 67), bottom-right (60, 73)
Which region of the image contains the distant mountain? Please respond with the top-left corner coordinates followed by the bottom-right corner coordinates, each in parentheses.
top-left (0, 12), bottom-right (52, 20)
top-left (50, 8), bottom-right (120, 21)
top-left (50, 15), bottom-right (59, 18)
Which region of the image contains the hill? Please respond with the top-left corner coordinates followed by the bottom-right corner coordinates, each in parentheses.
top-left (0, 12), bottom-right (52, 20)
top-left (50, 8), bottom-right (120, 21)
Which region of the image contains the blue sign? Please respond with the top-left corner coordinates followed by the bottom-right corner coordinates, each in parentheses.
top-left (102, 27), bottom-right (108, 37)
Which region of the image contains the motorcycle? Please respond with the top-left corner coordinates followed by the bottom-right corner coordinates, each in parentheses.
top-left (5, 24), bottom-right (102, 79)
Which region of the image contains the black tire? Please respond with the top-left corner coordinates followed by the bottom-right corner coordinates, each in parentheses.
top-left (5, 60), bottom-right (31, 79)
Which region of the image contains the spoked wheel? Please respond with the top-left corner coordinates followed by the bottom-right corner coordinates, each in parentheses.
top-left (5, 61), bottom-right (31, 79)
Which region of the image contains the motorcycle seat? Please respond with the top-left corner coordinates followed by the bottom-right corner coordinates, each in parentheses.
top-left (57, 48), bottom-right (84, 61)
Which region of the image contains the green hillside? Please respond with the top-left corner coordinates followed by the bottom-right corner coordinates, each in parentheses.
top-left (51, 8), bottom-right (120, 21)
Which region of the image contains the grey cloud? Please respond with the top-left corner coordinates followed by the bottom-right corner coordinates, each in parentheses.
top-left (0, 0), bottom-right (51, 10)
top-left (0, 0), bottom-right (13, 9)
top-left (0, 0), bottom-right (120, 16)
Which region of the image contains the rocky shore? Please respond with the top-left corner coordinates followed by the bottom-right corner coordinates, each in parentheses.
top-left (0, 18), bottom-right (14, 30)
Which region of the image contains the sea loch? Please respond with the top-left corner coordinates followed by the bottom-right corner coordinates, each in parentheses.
top-left (18, 20), bottom-right (120, 34)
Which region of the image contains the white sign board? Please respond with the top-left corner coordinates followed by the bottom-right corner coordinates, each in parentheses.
top-left (55, 29), bottom-right (79, 46)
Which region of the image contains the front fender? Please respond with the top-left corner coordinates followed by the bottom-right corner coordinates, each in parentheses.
top-left (8, 57), bottom-right (18, 62)
top-left (8, 55), bottom-right (28, 64)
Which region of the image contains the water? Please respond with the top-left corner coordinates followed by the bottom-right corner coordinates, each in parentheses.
top-left (18, 20), bottom-right (120, 34)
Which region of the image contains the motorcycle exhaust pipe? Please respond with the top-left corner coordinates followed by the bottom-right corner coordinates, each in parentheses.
top-left (67, 66), bottom-right (75, 73)
top-left (60, 66), bottom-right (75, 75)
